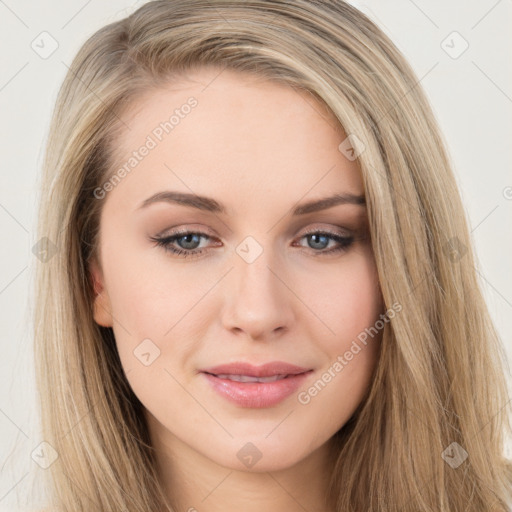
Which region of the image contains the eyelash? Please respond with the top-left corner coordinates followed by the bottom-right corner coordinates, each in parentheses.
top-left (149, 228), bottom-right (355, 259)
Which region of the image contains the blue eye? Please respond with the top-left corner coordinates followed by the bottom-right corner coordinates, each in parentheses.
top-left (150, 231), bottom-right (209, 258)
top-left (150, 231), bottom-right (210, 258)
top-left (150, 230), bottom-right (355, 258)
top-left (304, 232), bottom-right (354, 253)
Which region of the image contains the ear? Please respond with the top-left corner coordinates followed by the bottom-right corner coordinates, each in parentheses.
top-left (89, 258), bottom-right (113, 328)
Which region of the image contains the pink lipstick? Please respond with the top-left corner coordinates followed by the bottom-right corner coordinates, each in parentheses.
top-left (200, 361), bottom-right (313, 408)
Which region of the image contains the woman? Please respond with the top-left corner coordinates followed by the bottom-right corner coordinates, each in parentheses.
top-left (33, 0), bottom-right (512, 510)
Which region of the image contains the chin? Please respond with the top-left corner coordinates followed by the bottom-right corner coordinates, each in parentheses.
top-left (203, 434), bottom-right (318, 473)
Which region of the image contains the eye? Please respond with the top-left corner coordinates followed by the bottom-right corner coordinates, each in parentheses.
top-left (149, 228), bottom-right (356, 258)
top-left (149, 230), bottom-right (214, 258)
top-left (293, 230), bottom-right (355, 255)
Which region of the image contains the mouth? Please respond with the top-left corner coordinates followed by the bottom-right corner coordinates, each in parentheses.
top-left (199, 362), bottom-right (313, 408)
top-left (203, 373), bottom-right (297, 383)
top-left (200, 360), bottom-right (312, 378)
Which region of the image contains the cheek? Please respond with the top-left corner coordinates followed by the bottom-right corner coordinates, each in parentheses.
top-left (300, 250), bottom-right (382, 403)
top-left (307, 248), bottom-right (382, 349)
top-left (103, 246), bottom-right (209, 336)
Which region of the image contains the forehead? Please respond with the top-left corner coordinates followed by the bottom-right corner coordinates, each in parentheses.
top-left (105, 68), bottom-right (363, 214)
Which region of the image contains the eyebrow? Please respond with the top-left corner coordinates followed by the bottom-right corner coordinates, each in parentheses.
top-left (137, 190), bottom-right (366, 215)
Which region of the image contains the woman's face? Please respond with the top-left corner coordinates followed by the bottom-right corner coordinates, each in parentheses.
top-left (90, 67), bottom-right (383, 473)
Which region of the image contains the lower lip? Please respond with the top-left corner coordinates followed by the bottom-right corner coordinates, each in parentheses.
top-left (201, 371), bottom-right (312, 408)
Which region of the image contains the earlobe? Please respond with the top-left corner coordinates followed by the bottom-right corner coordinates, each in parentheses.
top-left (89, 258), bottom-right (113, 328)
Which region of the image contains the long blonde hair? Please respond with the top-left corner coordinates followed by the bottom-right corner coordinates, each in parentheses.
top-left (33, 1), bottom-right (512, 510)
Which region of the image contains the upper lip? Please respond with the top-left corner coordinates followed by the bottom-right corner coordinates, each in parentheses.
top-left (200, 361), bottom-right (312, 378)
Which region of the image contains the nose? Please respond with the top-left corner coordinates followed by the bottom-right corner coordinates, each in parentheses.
top-left (220, 244), bottom-right (296, 341)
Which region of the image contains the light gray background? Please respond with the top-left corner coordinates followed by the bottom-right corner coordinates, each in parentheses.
top-left (0, 0), bottom-right (511, 510)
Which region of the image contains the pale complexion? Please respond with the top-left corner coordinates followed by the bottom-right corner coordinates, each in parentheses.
top-left (90, 67), bottom-right (383, 512)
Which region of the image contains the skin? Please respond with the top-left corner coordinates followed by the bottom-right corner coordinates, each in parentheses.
top-left (90, 67), bottom-right (383, 512)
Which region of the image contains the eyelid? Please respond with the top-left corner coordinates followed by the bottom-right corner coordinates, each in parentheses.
top-left (157, 223), bottom-right (353, 241)
top-left (156, 224), bottom-right (218, 238)
top-left (299, 224), bottom-right (352, 236)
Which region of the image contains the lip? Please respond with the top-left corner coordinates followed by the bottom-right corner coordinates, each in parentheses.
top-left (200, 361), bottom-right (311, 377)
top-left (200, 361), bottom-right (313, 408)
